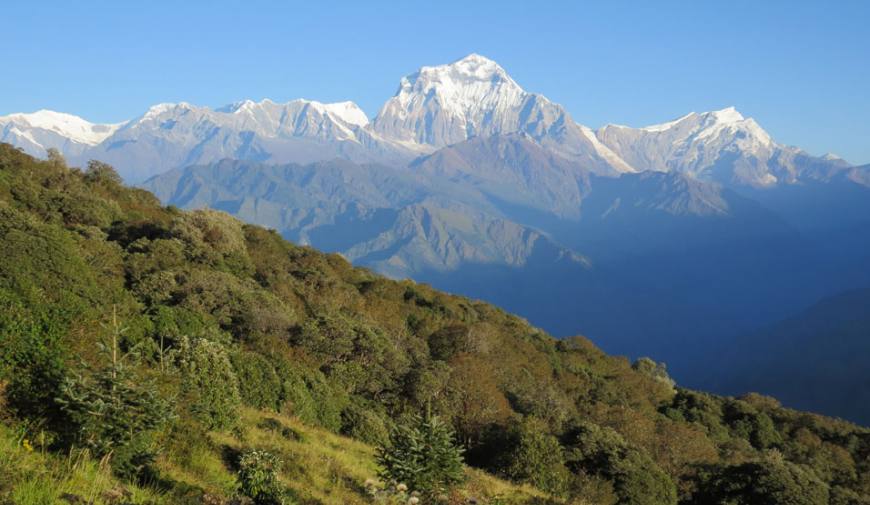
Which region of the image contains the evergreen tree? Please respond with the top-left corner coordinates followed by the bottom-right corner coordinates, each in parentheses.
top-left (55, 308), bottom-right (173, 478)
top-left (377, 412), bottom-right (465, 496)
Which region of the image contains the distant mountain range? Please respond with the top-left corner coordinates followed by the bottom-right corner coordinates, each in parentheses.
top-left (4, 54), bottom-right (861, 186)
top-left (3, 53), bottom-right (869, 423)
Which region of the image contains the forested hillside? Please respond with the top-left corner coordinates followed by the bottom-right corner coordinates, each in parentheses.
top-left (1, 143), bottom-right (868, 504)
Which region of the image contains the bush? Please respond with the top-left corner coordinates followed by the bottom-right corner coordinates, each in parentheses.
top-left (341, 400), bottom-right (390, 445)
top-left (565, 422), bottom-right (677, 505)
top-left (506, 417), bottom-right (570, 496)
top-left (377, 413), bottom-right (465, 497)
top-left (632, 357), bottom-right (676, 389)
top-left (276, 359), bottom-right (347, 432)
top-left (690, 458), bottom-right (830, 505)
top-left (238, 449), bottom-right (286, 505)
top-left (176, 337), bottom-right (242, 430)
top-left (1, 294), bottom-right (68, 426)
top-left (231, 351), bottom-right (282, 411)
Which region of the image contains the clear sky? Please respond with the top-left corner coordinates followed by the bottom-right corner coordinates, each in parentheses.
top-left (2, 0), bottom-right (868, 164)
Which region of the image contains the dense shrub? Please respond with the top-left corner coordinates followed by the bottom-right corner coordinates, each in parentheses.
top-left (506, 417), bottom-right (570, 496)
top-left (565, 422), bottom-right (677, 505)
top-left (690, 457), bottom-right (830, 505)
top-left (238, 449), bottom-right (286, 505)
top-left (278, 361), bottom-right (347, 432)
top-left (176, 337), bottom-right (241, 430)
top-left (632, 357), bottom-right (676, 390)
top-left (231, 351), bottom-right (283, 411)
top-left (0, 294), bottom-right (68, 426)
top-left (341, 399), bottom-right (390, 445)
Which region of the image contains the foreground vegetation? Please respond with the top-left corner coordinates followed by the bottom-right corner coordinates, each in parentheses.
top-left (0, 144), bottom-right (868, 504)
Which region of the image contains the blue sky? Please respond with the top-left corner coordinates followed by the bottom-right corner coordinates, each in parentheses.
top-left (2, 0), bottom-right (868, 163)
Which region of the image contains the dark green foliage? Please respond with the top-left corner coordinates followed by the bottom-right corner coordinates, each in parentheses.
top-left (427, 324), bottom-right (470, 361)
top-left (377, 414), bottom-right (465, 496)
top-left (295, 313), bottom-right (408, 396)
top-left (0, 293), bottom-right (68, 425)
top-left (176, 337), bottom-right (242, 430)
top-left (231, 351), bottom-right (283, 411)
top-left (237, 449), bottom-right (286, 505)
top-left (340, 399), bottom-right (390, 445)
top-left (277, 360), bottom-right (347, 432)
top-left (691, 456), bottom-right (830, 505)
top-left (564, 422), bottom-right (677, 505)
top-left (724, 399), bottom-right (784, 449)
top-left (506, 417), bottom-right (570, 496)
top-left (84, 160), bottom-right (123, 186)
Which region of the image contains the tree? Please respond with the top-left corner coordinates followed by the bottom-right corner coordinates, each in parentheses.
top-left (46, 148), bottom-right (66, 168)
top-left (56, 309), bottom-right (173, 478)
top-left (84, 159), bottom-right (123, 185)
top-left (377, 413), bottom-right (465, 497)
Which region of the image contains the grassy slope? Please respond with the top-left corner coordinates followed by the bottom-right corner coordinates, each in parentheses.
top-left (0, 407), bottom-right (546, 505)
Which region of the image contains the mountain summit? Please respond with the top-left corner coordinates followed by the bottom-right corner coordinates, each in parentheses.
top-left (371, 54), bottom-right (527, 147)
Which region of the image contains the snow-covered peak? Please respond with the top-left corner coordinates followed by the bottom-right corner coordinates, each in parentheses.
top-left (710, 106), bottom-right (744, 123)
top-left (0, 109), bottom-right (122, 145)
top-left (620, 106), bottom-right (773, 148)
top-left (596, 107), bottom-right (783, 186)
top-left (371, 54), bottom-right (532, 147)
top-left (638, 112), bottom-right (697, 133)
top-left (397, 53), bottom-right (523, 109)
top-left (140, 102), bottom-right (194, 121)
top-left (429, 53), bottom-right (514, 83)
top-left (307, 100), bottom-right (369, 127)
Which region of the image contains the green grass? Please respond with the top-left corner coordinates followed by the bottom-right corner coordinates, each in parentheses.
top-left (0, 408), bottom-right (551, 505)
top-left (0, 423), bottom-right (165, 504)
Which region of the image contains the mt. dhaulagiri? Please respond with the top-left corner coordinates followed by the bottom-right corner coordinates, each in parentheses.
top-left (3, 54), bottom-right (870, 423)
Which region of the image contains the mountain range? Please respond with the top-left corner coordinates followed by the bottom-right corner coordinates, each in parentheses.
top-left (3, 53), bottom-right (869, 423)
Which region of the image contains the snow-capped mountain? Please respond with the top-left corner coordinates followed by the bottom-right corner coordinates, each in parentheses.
top-left (596, 107), bottom-right (854, 187)
top-left (372, 54), bottom-right (635, 174)
top-left (82, 99), bottom-right (418, 182)
top-left (0, 53), bottom-right (861, 186)
top-left (0, 110), bottom-right (121, 158)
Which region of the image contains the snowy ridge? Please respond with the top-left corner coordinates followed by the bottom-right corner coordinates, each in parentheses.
top-left (0, 110), bottom-right (122, 146)
top-left (596, 107), bottom-right (793, 186)
top-left (0, 54), bottom-right (856, 186)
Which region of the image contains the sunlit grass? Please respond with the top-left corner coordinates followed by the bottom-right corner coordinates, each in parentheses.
top-left (1, 408), bottom-right (551, 504)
